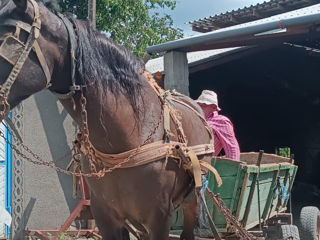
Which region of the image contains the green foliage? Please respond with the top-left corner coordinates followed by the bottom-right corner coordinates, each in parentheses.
top-left (59, 0), bottom-right (183, 57)
top-left (278, 147), bottom-right (291, 158)
top-left (57, 231), bottom-right (66, 240)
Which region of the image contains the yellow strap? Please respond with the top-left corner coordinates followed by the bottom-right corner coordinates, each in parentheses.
top-left (200, 161), bottom-right (223, 187)
top-left (187, 150), bottom-right (202, 188)
top-left (163, 103), bottom-right (171, 139)
top-left (33, 41), bottom-right (51, 87)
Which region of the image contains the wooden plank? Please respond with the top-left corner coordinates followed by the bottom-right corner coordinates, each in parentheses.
top-left (229, 164), bottom-right (244, 215)
top-left (235, 172), bottom-right (250, 219)
top-left (262, 169), bottom-right (280, 220)
top-left (282, 166), bottom-right (298, 208)
top-left (241, 172), bottom-right (258, 226)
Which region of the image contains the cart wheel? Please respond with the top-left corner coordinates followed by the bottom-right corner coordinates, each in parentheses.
top-left (281, 225), bottom-right (300, 240)
top-left (298, 206), bottom-right (320, 240)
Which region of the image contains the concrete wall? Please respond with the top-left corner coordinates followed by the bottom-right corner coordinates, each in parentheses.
top-left (11, 90), bottom-right (79, 239)
top-left (164, 51), bottom-right (189, 95)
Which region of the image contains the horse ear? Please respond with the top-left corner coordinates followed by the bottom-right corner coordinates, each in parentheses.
top-left (13, 0), bottom-right (27, 10)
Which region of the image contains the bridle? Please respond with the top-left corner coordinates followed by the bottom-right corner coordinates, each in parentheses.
top-left (0, 0), bottom-right (80, 142)
top-left (0, 0), bottom-right (81, 142)
top-left (0, 0), bottom-right (49, 112)
top-left (0, 0), bottom-right (79, 120)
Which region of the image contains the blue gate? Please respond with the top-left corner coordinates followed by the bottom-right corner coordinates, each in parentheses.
top-left (0, 121), bottom-right (12, 238)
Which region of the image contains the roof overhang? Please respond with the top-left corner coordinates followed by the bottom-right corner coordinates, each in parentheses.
top-left (147, 10), bottom-right (320, 54)
top-left (190, 0), bottom-right (320, 32)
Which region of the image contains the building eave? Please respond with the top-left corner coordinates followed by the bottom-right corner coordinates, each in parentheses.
top-left (147, 7), bottom-right (320, 54)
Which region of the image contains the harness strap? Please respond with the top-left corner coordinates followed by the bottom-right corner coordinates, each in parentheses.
top-left (163, 103), bottom-right (172, 141)
top-left (30, 0), bottom-right (41, 38)
top-left (187, 150), bottom-right (202, 189)
top-left (33, 41), bottom-right (52, 87)
top-left (165, 92), bottom-right (188, 144)
top-left (199, 161), bottom-right (222, 187)
top-left (79, 140), bottom-right (214, 168)
top-left (141, 71), bottom-right (218, 189)
top-left (169, 94), bottom-right (214, 146)
top-left (143, 72), bottom-right (188, 143)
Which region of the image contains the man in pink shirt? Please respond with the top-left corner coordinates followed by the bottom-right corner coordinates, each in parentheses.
top-left (196, 90), bottom-right (240, 161)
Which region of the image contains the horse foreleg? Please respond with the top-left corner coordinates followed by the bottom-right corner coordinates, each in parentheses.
top-left (93, 213), bottom-right (129, 240)
top-left (90, 197), bottom-right (129, 240)
top-left (180, 196), bottom-right (199, 240)
top-left (140, 208), bottom-right (172, 240)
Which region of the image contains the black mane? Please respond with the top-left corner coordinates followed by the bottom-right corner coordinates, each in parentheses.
top-left (72, 19), bottom-right (145, 113)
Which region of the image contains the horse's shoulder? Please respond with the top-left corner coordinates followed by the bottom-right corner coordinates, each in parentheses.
top-left (172, 93), bottom-right (204, 116)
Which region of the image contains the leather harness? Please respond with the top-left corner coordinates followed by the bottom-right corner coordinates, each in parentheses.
top-left (0, 0), bottom-right (222, 189)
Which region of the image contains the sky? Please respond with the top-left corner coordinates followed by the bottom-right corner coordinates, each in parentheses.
top-left (169, 0), bottom-right (267, 36)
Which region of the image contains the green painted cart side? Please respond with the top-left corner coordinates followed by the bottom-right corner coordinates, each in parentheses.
top-left (171, 152), bottom-right (298, 235)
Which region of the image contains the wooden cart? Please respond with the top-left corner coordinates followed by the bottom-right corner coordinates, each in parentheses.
top-left (170, 152), bottom-right (300, 239)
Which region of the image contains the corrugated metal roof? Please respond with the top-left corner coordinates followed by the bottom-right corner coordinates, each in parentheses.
top-left (147, 4), bottom-right (320, 53)
top-left (191, 0), bottom-right (320, 33)
top-left (213, 3), bottom-right (320, 32)
top-left (145, 47), bottom-right (243, 73)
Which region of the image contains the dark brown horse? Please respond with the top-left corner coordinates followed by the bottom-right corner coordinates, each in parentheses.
top-left (0, 0), bottom-right (213, 239)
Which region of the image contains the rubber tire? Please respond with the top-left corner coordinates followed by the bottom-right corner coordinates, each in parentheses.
top-left (299, 206), bottom-right (320, 240)
top-left (281, 225), bottom-right (300, 240)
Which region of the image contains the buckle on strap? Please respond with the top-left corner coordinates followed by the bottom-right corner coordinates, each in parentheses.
top-left (70, 85), bottom-right (81, 91)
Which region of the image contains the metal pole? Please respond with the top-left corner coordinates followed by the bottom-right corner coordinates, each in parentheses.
top-left (200, 192), bottom-right (222, 240)
top-left (88, 0), bottom-right (96, 30)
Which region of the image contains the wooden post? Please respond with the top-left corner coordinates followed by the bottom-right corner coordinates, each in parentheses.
top-left (88, 0), bottom-right (96, 30)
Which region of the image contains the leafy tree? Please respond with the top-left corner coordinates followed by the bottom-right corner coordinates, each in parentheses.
top-left (59, 0), bottom-right (183, 57)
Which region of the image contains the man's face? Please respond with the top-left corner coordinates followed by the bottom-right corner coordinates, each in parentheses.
top-left (198, 103), bottom-right (217, 117)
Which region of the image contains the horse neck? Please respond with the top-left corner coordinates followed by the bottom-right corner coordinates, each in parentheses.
top-left (53, 17), bottom-right (164, 154)
top-left (59, 80), bottom-right (163, 154)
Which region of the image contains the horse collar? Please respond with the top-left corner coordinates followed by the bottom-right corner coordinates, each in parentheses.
top-left (53, 13), bottom-right (81, 100)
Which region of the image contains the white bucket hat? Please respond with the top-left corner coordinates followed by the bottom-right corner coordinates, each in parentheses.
top-left (196, 90), bottom-right (221, 111)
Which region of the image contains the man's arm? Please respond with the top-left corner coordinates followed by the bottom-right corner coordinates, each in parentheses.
top-left (209, 117), bottom-right (240, 160)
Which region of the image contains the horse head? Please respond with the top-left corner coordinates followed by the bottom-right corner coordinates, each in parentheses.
top-left (0, 0), bottom-right (71, 116)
